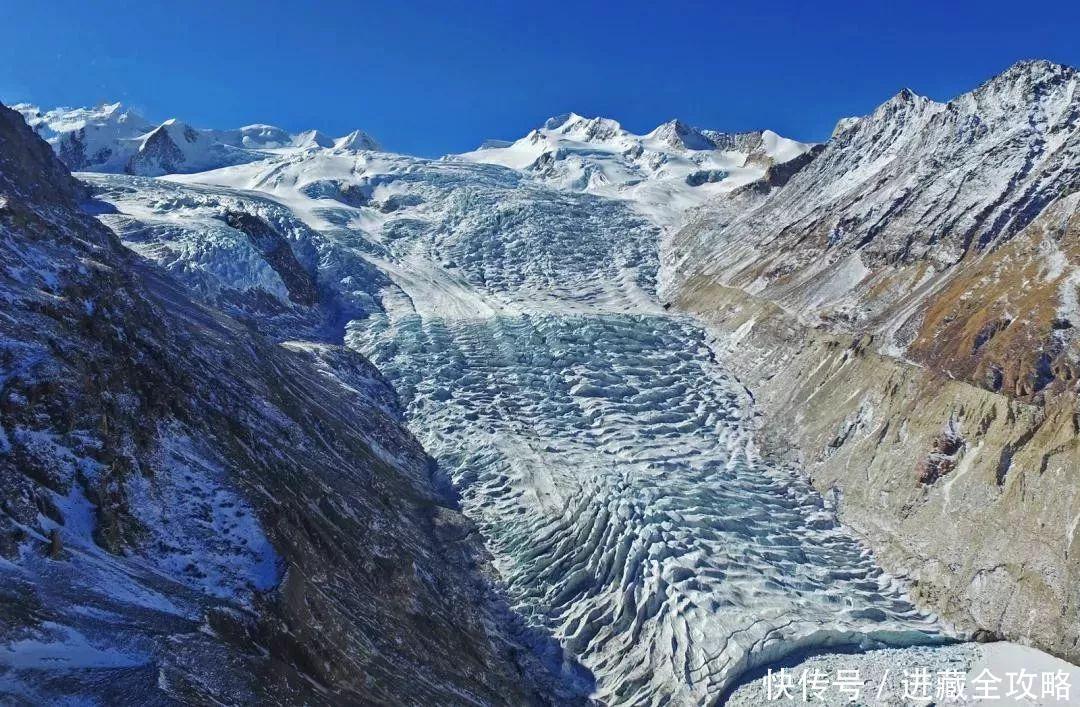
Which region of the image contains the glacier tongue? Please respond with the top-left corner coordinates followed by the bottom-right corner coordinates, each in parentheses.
top-left (89, 145), bottom-right (953, 702)
top-left (353, 310), bottom-right (947, 702)
top-left (354, 310), bottom-right (946, 703)
top-left (297, 151), bottom-right (948, 701)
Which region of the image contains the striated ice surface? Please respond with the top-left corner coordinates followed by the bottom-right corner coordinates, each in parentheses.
top-left (353, 310), bottom-right (948, 703)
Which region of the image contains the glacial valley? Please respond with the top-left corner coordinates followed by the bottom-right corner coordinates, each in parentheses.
top-left (2, 59), bottom-right (1079, 704)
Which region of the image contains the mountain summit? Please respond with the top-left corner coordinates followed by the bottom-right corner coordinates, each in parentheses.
top-left (13, 102), bottom-right (382, 176)
top-left (458, 111), bottom-right (814, 225)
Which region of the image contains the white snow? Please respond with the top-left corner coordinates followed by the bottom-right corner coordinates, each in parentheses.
top-left (13, 102), bottom-right (381, 176)
top-left (1058, 269), bottom-right (1080, 325)
top-left (804, 250), bottom-right (873, 310)
top-left (0, 623), bottom-right (145, 670)
top-left (760, 129), bottom-right (811, 163)
top-left (457, 113), bottom-right (814, 229)
top-left (126, 431), bottom-right (280, 602)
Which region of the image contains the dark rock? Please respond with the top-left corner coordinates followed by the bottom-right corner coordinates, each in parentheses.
top-left (220, 210), bottom-right (320, 306)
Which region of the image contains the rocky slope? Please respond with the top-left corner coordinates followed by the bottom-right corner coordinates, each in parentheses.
top-left (671, 59), bottom-right (1079, 400)
top-left (669, 60), bottom-right (1080, 663)
top-left (0, 100), bottom-right (564, 704)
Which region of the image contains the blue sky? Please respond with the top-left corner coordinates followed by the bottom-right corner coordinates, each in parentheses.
top-left (1, 1), bottom-right (1077, 156)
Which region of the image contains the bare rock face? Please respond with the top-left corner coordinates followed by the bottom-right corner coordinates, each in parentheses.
top-left (0, 101), bottom-right (568, 704)
top-left (125, 122), bottom-right (187, 175)
top-left (913, 425), bottom-right (965, 485)
top-left (674, 280), bottom-right (1080, 665)
top-left (670, 61), bottom-right (1080, 665)
top-left (219, 210), bottom-right (320, 306)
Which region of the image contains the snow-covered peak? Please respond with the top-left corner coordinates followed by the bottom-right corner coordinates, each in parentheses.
top-left (670, 58), bottom-right (1080, 355)
top-left (889, 86), bottom-right (921, 103)
top-left (959, 58), bottom-right (1078, 123)
top-left (759, 129), bottom-right (814, 163)
top-left (229, 123), bottom-right (295, 148)
top-left (126, 119), bottom-right (229, 176)
top-left (15, 101), bottom-right (153, 136)
top-left (158, 118), bottom-right (198, 139)
top-left (334, 129), bottom-right (380, 152)
top-left (14, 102), bottom-right (381, 176)
top-left (548, 112), bottom-right (626, 142)
top-left (873, 87), bottom-right (943, 120)
top-left (816, 88), bottom-right (946, 163)
top-left (292, 128), bottom-right (335, 150)
top-left (647, 119), bottom-right (716, 151)
top-left (989, 58), bottom-right (1076, 89)
top-left (829, 115), bottom-right (861, 139)
top-left (829, 59), bottom-right (1077, 160)
top-left (540, 112), bottom-right (576, 130)
top-left (457, 112), bottom-right (815, 227)
top-left (14, 102), bottom-right (155, 171)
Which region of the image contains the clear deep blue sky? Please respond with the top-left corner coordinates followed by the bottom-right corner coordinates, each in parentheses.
top-left (1, 1), bottom-right (1078, 156)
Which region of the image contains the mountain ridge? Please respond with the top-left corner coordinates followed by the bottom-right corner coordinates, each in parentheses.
top-left (670, 57), bottom-right (1079, 399)
top-left (458, 110), bottom-right (814, 227)
top-left (13, 102), bottom-right (381, 176)
top-left (670, 58), bottom-right (1080, 665)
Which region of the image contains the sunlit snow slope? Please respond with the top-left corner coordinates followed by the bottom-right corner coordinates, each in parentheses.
top-left (458, 112), bottom-right (815, 227)
top-left (86, 131), bottom-right (948, 703)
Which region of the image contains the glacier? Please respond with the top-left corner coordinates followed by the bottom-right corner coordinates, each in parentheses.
top-left (74, 123), bottom-right (963, 702)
